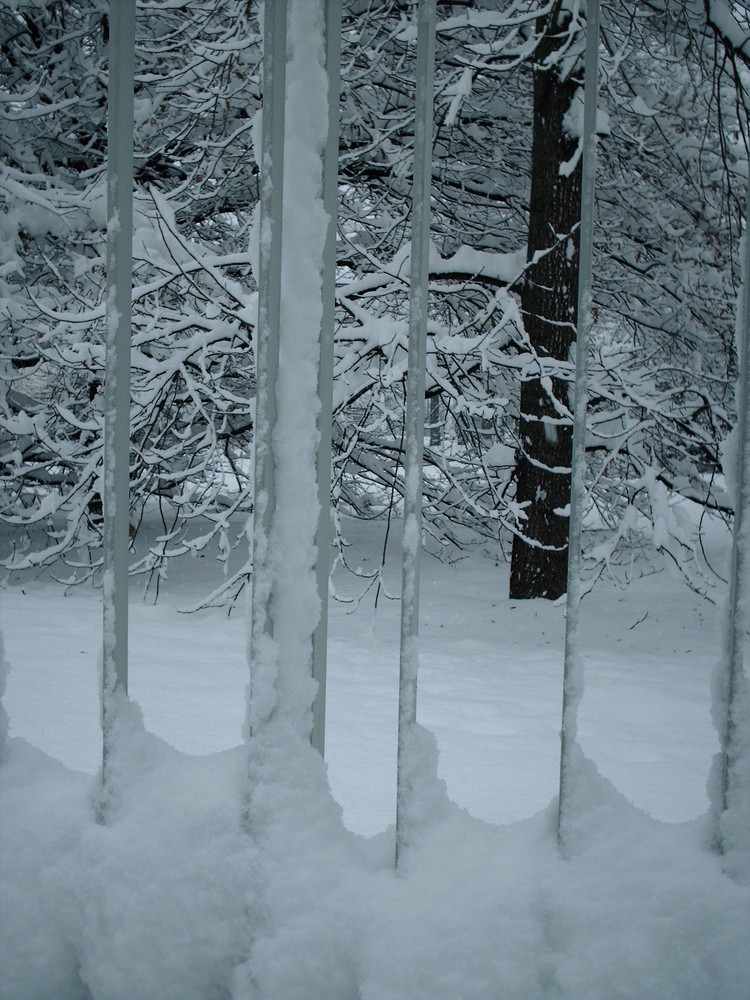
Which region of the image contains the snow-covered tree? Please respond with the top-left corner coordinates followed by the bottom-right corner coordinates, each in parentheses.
top-left (1, 0), bottom-right (746, 605)
top-left (510, 1), bottom-right (586, 600)
top-left (333, 0), bottom-right (746, 599)
top-left (1, 0), bottom-right (262, 598)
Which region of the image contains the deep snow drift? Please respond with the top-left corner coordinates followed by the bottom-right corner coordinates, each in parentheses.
top-left (2, 515), bottom-right (749, 1000)
top-left (2, 726), bottom-right (748, 1000)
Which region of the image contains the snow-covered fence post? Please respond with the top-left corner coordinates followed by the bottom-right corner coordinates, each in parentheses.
top-left (246, 0), bottom-right (330, 758)
top-left (248, 0), bottom-right (287, 717)
top-left (557, 0), bottom-right (600, 849)
top-left (102, 0), bottom-right (135, 781)
top-left (716, 173), bottom-right (750, 881)
top-left (395, 0), bottom-right (436, 869)
top-left (311, 0), bottom-right (342, 758)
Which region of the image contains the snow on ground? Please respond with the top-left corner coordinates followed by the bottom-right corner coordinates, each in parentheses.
top-left (0, 517), bottom-right (721, 833)
top-left (1, 515), bottom-right (749, 999)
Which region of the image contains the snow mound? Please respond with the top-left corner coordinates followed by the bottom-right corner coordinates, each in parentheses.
top-left (2, 734), bottom-right (748, 1000)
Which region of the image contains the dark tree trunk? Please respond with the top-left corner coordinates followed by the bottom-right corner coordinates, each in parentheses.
top-left (509, 16), bottom-right (583, 600)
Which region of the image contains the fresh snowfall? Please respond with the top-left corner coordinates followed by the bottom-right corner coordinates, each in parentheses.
top-left (2, 1), bottom-right (750, 999)
top-left (2, 511), bottom-right (750, 1000)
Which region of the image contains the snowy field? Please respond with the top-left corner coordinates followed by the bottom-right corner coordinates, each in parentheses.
top-left (1, 514), bottom-right (749, 999)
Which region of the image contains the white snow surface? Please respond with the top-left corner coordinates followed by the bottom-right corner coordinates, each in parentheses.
top-left (1, 513), bottom-right (749, 999)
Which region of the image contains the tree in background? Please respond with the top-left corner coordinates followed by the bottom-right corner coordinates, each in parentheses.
top-left (1, 1), bottom-right (262, 600)
top-left (510, 1), bottom-right (584, 599)
top-left (1, 1), bottom-right (747, 605)
top-left (334, 0), bottom-right (744, 600)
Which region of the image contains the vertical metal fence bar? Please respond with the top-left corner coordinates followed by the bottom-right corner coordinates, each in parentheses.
top-left (395, 0), bottom-right (436, 868)
top-left (557, 0), bottom-right (601, 847)
top-left (249, 0), bottom-right (287, 708)
top-left (720, 173), bottom-right (750, 856)
top-left (102, 0), bottom-right (135, 780)
top-left (311, 0), bottom-right (342, 758)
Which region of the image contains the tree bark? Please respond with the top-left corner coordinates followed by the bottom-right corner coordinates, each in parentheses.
top-left (509, 17), bottom-right (583, 600)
